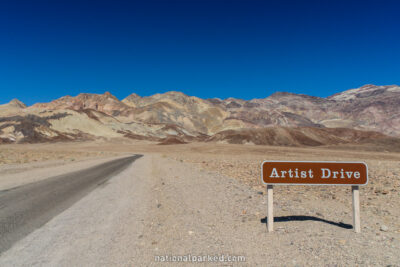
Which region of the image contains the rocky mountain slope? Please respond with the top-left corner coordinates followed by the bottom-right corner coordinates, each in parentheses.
top-left (0, 84), bottom-right (399, 147)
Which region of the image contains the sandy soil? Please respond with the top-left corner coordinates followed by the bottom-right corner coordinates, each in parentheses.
top-left (0, 142), bottom-right (120, 165)
top-left (0, 140), bottom-right (399, 266)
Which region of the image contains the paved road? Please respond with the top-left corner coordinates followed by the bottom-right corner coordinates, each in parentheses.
top-left (0, 155), bottom-right (142, 254)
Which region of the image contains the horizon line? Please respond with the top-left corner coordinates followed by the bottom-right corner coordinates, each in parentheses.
top-left (2, 83), bottom-right (398, 106)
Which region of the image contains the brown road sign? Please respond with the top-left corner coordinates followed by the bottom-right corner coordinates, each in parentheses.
top-left (261, 161), bottom-right (368, 185)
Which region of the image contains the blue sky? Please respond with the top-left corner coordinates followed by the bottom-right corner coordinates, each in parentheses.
top-left (1, 0), bottom-right (400, 105)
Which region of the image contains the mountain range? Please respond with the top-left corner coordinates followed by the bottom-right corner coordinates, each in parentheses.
top-left (1, 84), bottom-right (399, 149)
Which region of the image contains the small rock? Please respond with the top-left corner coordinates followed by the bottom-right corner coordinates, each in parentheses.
top-left (157, 204), bottom-right (162, 208)
top-left (380, 225), bottom-right (389, 232)
top-left (257, 191), bottom-right (263, 195)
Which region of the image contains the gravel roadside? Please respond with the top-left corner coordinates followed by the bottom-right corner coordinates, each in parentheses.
top-left (0, 154), bottom-right (398, 266)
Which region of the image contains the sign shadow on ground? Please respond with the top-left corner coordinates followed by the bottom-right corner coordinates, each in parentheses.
top-left (260, 216), bottom-right (353, 229)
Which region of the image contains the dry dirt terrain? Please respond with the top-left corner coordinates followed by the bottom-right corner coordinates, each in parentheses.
top-left (0, 140), bottom-right (399, 266)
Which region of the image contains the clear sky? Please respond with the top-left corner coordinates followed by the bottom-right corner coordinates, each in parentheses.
top-left (1, 0), bottom-right (400, 105)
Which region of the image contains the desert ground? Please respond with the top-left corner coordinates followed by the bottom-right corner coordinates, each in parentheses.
top-left (0, 140), bottom-right (399, 266)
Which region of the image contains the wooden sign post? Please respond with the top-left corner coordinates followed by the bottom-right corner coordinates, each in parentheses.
top-left (267, 184), bottom-right (273, 232)
top-left (352, 185), bottom-right (361, 232)
top-left (261, 161), bottom-right (368, 233)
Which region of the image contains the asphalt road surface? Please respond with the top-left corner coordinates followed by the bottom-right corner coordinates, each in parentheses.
top-left (0, 154), bottom-right (142, 254)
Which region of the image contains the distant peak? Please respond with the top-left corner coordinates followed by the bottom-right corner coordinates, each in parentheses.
top-left (126, 93), bottom-right (141, 98)
top-left (9, 98), bottom-right (26, 108)
top-left (328, 84), bottom-right (397, 100)
top-left (164, 91), bottom-right (189, 97)
top-left (269, 91), bottom-right (297, 97)
top-left (268, 91), bottom-right (324, 101)
top-left (359, 84), bottom-right (379, 90)
top-left (270, 91), bottom-right (290, 96)
top-left (103, 91), bottom-right (118, 100)
top-left (72, 92), bottom-right (118, 101)
top-left (358, 84), bottom-right (399, 90)
top-left (206, 98), bottom-right (222, 104)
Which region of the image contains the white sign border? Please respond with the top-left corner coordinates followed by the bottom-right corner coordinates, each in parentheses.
top-left (260, 160), bottom-right (368, 186)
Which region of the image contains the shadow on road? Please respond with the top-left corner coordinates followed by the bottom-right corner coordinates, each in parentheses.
top-left (260, 215), bottom-right (353, 229)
